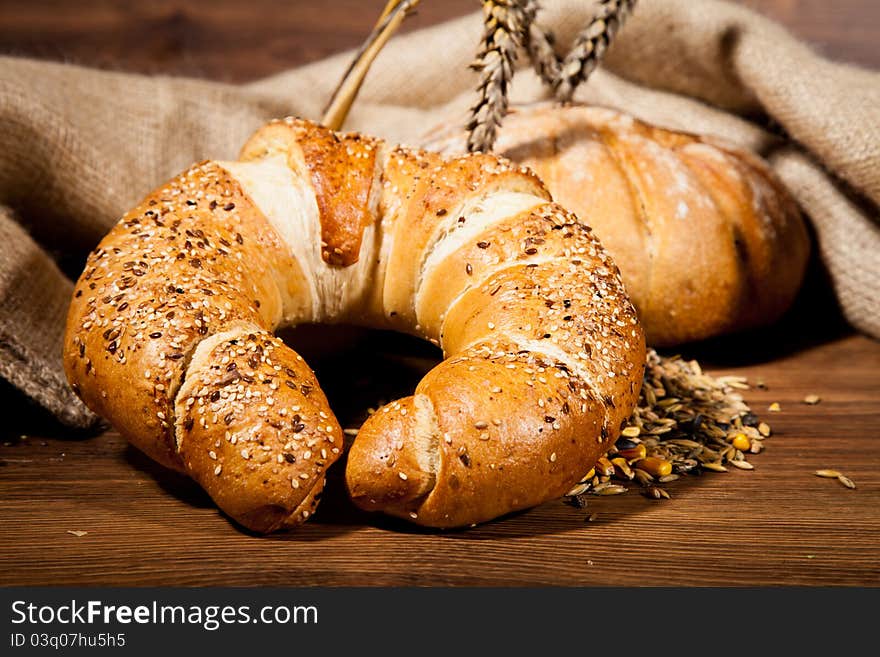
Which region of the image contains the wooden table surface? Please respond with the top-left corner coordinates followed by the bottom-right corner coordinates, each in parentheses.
top-left (1, 0), bottom-right (879, 587)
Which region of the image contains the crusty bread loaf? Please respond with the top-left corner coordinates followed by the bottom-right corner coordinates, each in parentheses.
top-left (64, 117), bottom-right (645, 532)
top-left (421, 103), bottom-right (811, 347)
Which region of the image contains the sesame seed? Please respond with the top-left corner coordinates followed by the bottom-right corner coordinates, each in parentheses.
top-left (398, 472), bottom-right (408, 480)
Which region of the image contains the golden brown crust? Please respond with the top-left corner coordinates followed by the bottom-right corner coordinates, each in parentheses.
top-left (378, 146), bottom-right (551, 331)
top-left (237, 118), bottom-right (381, 268)
top-left (176, 327), bottom-right (341, 533)
top-left (420, 104), bottom-right (811, 347)
top-left (290, 121), bottom-right (381, 267)
top-left (345, 148), bottom-right (645, 528)
top-left (63, 162), bottom-right (287, 471)
top-left (65, 116), bottom-right (645, 532)
top-left (345, 396), bottom-right (436, 511)
top-left (347, 340), bottom-right (624, 528)
top-left (682, 137), bottom-right (808, 331)
top-left (63, 159), bottom-right (342, 531)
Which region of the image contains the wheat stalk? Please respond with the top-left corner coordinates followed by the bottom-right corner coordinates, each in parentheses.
top-left (322, 1), bottom-right (636, 151)
top-left (322, 0), bottom-right (420, 130)
top-left (553, 0), bottom-right (637, 102)
top-left (521, 0), bottom-right (559, 86)
top-left (466, 0), bottom-right (530, 153)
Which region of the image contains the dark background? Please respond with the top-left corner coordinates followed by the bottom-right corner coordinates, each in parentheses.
top-left (0, 1), bottom-right (878, 81)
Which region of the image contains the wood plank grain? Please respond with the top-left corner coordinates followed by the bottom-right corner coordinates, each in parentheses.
top-left (0, 0), bottom-right (877, 82)
top-left (0, 0), bottom-right (478, 82)
top-left (1, 331), bottom-right (878, 587)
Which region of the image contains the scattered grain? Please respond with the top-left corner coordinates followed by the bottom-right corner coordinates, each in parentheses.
top-left (838, 474), bottom-right (856, 489)
top-left (814, 469), bottom-right (841, 478)
top-left (564, 349), bottom-right (773, 507)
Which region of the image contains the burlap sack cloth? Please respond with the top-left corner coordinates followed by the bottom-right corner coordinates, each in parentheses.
top-left (1, 0), bottom-right (878, 429)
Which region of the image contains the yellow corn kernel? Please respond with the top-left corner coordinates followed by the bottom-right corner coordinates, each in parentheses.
top-left (635, 457), bottom-right (673, 478)
top-left (731, 433), bottom-right (751, 451)
top-left (617, 444), bottom-right (647, 461)
top-left (611, 457), bottom-right (634, 479)
top-left (595, 457), bottom-right (615, 477)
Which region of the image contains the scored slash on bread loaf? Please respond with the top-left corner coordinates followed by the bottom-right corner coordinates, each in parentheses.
top-left (421, 103), bottom-right (810, 347)
top-left (64, 117), bottom-right (645, 532)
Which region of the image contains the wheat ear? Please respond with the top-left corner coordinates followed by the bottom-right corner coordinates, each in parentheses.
top-left (521, 0), bottom-right (560, 86)
top-left (553, 0), bottom-right (637, 103)
top-left (466, 0), bottom-right (531, 153)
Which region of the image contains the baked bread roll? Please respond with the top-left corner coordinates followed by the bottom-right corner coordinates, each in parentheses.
top-left (421, 103), bottom-right (810, 347)
top-left (64, 117), bottom-right (645, 532)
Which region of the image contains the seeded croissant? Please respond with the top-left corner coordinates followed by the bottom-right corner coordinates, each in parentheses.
top-left (64, 117), bottom-right (645, 532)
